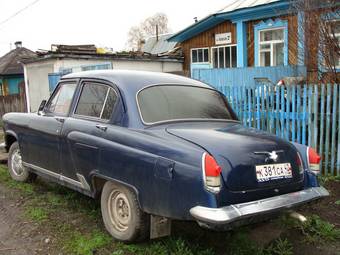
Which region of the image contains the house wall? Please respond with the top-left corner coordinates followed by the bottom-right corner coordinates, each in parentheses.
top-left (180, 15), bottom-right (299, 74)
top-left (247, 15), bottom-right (298, 67)
top-left (24, 58), bottom-right (183, 112)
top-left (180, 21), bottom-right (237, 74)
top-left (25, 60), bottom-right (54, 112)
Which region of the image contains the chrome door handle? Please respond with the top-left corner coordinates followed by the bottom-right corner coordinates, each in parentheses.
top-left (96, 124), bottom-right (107, 131)
top-left (55, 117), bottom-right (65, 123)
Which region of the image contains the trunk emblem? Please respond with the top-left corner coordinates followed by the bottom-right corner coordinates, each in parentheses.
top-left (254, 150), bottom-right (284, 163)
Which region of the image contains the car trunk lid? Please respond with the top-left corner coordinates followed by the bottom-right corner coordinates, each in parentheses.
top-left (166, 122), bottom-right (303, 192)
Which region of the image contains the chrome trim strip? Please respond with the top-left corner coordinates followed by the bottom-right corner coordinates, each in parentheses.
top-left (190, 186), bottom-right (329, 225)
top-left (23, 162), bottom-right (90, 191)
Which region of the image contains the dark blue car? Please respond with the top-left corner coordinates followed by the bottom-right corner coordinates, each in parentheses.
top-left (2, 70), bottom-right (328, 242)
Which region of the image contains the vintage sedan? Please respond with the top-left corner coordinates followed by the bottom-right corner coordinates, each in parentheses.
top-left (2, 70), bottom-right (328, 242)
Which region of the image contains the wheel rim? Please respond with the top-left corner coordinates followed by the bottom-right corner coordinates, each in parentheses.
top-left (11, 148), bottom-right (24, 176)
top-left (108, 190), bottom-right (131, 232)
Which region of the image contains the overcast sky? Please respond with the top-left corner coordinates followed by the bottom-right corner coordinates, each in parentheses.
top-left (0, 0), bottom-right (231, 56)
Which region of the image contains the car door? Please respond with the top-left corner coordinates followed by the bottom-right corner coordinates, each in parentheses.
top-left (25, 81), bottom-right (78, 175)
top-left (60, 81), bottom-right (119, 186)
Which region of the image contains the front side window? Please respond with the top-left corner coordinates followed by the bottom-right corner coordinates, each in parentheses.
top-left (212, 45), bottom-right (237, 68)
top-left (75, 83), bottom-right (117, 120)
top-left (137, 85), bottom-right (234, 124)
top-left (46, 83), bottom-right (77, 115)
top-left (191, 48), bottom-right (209, 63)
top-left (259, 28), bottom-right (284, 66)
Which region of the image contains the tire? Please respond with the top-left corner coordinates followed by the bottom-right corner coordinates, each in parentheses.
top-left (101, 181), bottom-right (149, 242)
top-left (8, 142), bottom-right (37, 183)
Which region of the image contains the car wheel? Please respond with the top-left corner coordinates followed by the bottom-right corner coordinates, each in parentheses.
top-left (101, 181), bottom-right (149, 242)
top-left (8, 142), bottom-right (37, 182)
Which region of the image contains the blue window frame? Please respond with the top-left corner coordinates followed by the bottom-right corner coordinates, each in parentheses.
top-left (254, 19), bottom-right (288, 67)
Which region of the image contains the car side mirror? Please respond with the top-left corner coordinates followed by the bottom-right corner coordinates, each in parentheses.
top-left (38, 100), bottom-right (47, 113)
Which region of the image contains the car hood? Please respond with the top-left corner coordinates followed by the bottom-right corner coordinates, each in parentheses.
top-left (166, 121), bottom-right (303, 192)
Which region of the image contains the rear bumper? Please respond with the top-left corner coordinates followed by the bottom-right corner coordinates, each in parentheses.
top-left (190, 186), bottom-right (329, 227)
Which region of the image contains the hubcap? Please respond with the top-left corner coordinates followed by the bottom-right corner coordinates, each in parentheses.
top-left (108, 190), bottom-right (131, 232)
top-left (11, 148), bottom-right (24, 176)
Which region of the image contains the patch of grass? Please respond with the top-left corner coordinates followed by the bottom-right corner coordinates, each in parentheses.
top-left (0, 165), bottom-right (34, 194)
top-left (266, 238), bottom-right (293, 255)
top-left (113, 238), bottom-right (213, 255)
top-left (318, 174), bottom-right (340, 185)
top-left (64, 230), bottom-right (112, 255)
top-left (25, 207), bottom-right (48, 222)
top-left (300, 215), bottom-right (340, 243)
top-left (279, 214), bottom-right (340, 243)
top-left (335, 200), bottom-right (340, 205)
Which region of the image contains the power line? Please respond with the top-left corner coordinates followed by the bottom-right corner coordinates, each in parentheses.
top-left (0, 0), bottom-right (41, 28)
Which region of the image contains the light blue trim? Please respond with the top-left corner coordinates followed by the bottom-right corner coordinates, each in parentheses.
top-left (236, 21), bottom-right (247, 67)
top-left (190, 63), bottom-right (211, 76)
top-left (297, 11), bottom-right (305, 65)
top-left (168, 1), bottom-right (290, 43)
top-left (254, 19), bottom-right (288, 67)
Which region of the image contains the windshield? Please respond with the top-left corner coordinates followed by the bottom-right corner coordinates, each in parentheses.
top-left (137, 85), bottom-right (235, 124)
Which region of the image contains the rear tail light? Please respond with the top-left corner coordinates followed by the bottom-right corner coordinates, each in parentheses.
top-left (307, 147), bottom-right (321, 175)
top-left (202, 153), bottom-right (222, 193)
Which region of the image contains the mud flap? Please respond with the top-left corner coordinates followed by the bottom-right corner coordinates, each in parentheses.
top-left (150, 215), bottom-right (171, 239)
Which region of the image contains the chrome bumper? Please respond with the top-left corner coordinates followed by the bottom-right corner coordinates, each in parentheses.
top-left (190, 187), bottom-right (329, 225)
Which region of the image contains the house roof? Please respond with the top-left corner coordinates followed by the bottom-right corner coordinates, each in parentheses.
top-left (0, 47), bottom-right (36, 75)
top-left (142, 34), bottom-right (178, 55)
top-left (168, 0), bottom-right (289, 43)
top-left (216, 0), bottom-right (279, 13)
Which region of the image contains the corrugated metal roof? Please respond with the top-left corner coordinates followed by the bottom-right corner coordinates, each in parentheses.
top-left (217, 0), bottom-right (280, 14)
top-left (143, 34), bottom-right (177, 55)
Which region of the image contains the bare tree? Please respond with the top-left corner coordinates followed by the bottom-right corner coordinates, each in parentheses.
top-left (126, 13), bottom-right (170, 51)
top-left (290, 0), bottom-right (339, 83)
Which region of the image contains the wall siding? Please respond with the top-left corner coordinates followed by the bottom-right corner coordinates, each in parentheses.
top-left (247, 15), bottom-right (298, 67)
top-left (180, 21), bottom-right (237, 73)
top-left (181, 14), bottom-right (298, 74)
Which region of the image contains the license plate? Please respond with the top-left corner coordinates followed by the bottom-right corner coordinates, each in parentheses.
top-left (255, 163), bottom-right (292, 182)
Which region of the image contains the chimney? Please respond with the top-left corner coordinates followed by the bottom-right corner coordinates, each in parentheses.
top-left (194, 17), bottom-right (198, 23)
top-left (156, 24), bottom-right (159, 42)
top-left (14, 41), bottom-right (22, 48)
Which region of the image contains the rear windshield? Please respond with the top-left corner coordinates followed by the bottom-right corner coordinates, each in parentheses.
top-left (137, 85), bottom-right (234, 124)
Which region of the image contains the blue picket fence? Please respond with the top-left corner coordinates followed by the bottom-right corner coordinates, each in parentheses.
top-left (202, 82), bottom-right (339, 176)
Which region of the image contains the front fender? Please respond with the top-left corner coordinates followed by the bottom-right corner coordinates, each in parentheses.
top-left (291, 142), bottom-right (319, 188)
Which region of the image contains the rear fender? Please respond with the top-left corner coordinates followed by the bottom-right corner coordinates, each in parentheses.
top-left (290, 142), bottom-right (319, 188)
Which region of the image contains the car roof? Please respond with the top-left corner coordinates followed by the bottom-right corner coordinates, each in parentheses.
top-left (62, 70), bottom-right (211, 95)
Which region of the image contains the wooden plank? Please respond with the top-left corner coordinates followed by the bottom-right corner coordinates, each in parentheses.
top-left (302, 85), bottom-right (307, 145)
top-left (319, 85), bottom-right (325, 172)
top-left (313, 84), bottom-right (318, 150)
top-left (308, 86), bottom-right (313, 146)
top-left (276, 86), bottom-right (280, 136)
top-left (247, 87), bottom-right (252, 127)
top-left (261, 84), bottom-right (265, 130)
top-left (280, 86), bottom-right (285, 139)
top-left (330, 84), bottom-right (338, 175)
top-left (297, 86), bottom-right (301, 143)
top-left (291, 85), bottom-right (296, 142)
top-left (324, 84), bottom-right (331, 174)
top-left (286, 85), bottom-right (291, 141)
top-left (256, 85), bottom-right (261, 129)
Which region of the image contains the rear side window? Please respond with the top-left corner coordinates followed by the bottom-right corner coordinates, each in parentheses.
top-left (75, 83), bottom-right (117, 120)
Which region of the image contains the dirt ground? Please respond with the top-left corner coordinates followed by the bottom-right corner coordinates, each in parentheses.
top-left (0, 184), bottom-right (44, 255)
